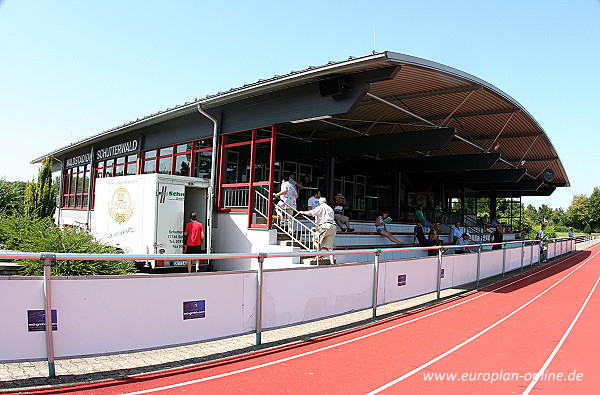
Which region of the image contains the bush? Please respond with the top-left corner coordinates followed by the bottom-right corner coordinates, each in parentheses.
top-left (0, 214), bottom-right (135, 276)
top-left (555, 225), bottom-right (569, 233)
top-left (583, 223), bottom-right (592, 234)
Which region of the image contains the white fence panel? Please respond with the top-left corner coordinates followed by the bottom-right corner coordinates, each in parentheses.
top-left (381, 257), bottom-right (438, 304)
top-left (449, 253), bottom-right (478, 287)
top-left (1, 272), bottom-right (256, 361)
top-left (262, 264), bottom-right (373, 329)
top-left (479, 250), bottom-right (503, 279)
top-left (0, 278), bottom-right (46, 361)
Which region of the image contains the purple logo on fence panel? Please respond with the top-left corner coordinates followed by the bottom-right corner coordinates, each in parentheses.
top-left (441, 268), bottom-right (445, 278)
top-left (183, 300), bottom-right (206, 320)
top-left (27, 310), bottom-right (57, 332)
top-left (398, 274), bottom-right (407, 286)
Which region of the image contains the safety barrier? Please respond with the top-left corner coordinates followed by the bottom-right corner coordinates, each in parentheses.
top-left (1, 236), bottom-right (594, 377)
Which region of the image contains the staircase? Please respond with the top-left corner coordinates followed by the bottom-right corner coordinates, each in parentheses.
top-left (253, 186), bottom-right (317, 251)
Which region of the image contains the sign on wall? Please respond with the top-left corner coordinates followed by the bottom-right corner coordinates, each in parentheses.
top-left (183, 300), bottom-right (206, 320)
top-left (27, 310), bottom-right (57, 332)
top-left (397, 274), bottom-right (407, 286)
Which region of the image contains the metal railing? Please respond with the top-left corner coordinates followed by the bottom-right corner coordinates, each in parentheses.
top-left (222, 186), bottom-right (249, 208)
top-left (254, 186), bottom-right (316, 251)
top-left (1, 235), bottom-right (595, 377)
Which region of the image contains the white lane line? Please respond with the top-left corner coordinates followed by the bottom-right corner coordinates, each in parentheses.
top-left (364, 250), bottom-right (600, 395)
top-left (522, 275), bottom-right (600, 394)
top-left (121, 251), bottom-right (591, 395)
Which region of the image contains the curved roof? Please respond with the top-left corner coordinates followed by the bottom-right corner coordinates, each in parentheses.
top-left (35, 51), bottom-right (568, 189)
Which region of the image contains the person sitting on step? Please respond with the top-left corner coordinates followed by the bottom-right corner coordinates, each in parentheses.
top-left (374, 211), bottom-right (404, 245)
top-left (330, 193), bottom-right (354, 232)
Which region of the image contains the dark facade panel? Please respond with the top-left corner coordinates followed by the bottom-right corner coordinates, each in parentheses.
top-left (399, 153), bottom-right (500, 172)
top-left (217, 67), bottom-right (399, 134)
top-left (444, 168), bottom-right (526, 183)
top-left (462, 180), bottom-right (544, 192)
top-left (333, 128), bottom-right (455, 157)
top-left (142, 112), bottom-right (214, 151)
top-left (277, 128), bottom-right (455, 161)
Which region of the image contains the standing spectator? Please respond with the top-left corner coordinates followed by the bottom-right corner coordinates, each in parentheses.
top-left (452, 222), bottom-right (462, 244)
top-left (307, 190), bottom-right (321, 210)
top-left (298, 197), bottom-right (337, 265)
top-left (184, 212), bottom-right (204, 273)
top-left (274, 174), bottom-right (298, 231)
top-left (297, 175), bottom-right (313, 210)
top-left (491, 220), bottom-right (504, 250)
top-left (568, 227), bottom-right (575, 253)
top-left (490, 216), bottom-right (500, 227)
top-left (375, 211), bottom-right (404, 245)
top-left (537, 224), bottom-right (548, 262)
top-left (435, 202), bottom-right (446, 223)
top-left (331, 194), bottom-right (354, 232)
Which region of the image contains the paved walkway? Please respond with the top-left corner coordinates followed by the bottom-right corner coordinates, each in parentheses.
top-left (1, 244), bottom-right (592, 392)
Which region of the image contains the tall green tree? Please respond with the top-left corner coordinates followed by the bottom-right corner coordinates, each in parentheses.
top-left (0, 179), bottom-right (26, 215)
top-left (565, 194), bottom-right (591, 230)
top-left (24, 156), bottom-right (57, 219)
top-left (588, 187), bottom-right (600, 230)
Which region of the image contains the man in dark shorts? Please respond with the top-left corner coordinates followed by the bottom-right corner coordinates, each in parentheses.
top-left (184, 212), bottom-right (204, 273)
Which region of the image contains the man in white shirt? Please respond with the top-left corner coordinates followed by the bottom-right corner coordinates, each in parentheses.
top-left (298, 197), bottom-right (337, 265)
top-left (307, 190), bottom-right (321, 211)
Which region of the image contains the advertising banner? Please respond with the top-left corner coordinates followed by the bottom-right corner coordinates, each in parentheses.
top-left (27, 310), bottom-right (57, 332)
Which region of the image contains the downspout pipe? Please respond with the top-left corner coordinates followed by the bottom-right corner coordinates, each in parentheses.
top-left (197, 105), bottom-right (219, 254)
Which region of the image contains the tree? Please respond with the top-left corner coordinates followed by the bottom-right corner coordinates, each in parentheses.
top-left (24, 156), bottom-right (57, 219)
top-left (0, 179), bottom-right (26, 215)
top-left (588, 187), bottom-right (600, 229)
top-left (565, 194), bottom-right (591, 230)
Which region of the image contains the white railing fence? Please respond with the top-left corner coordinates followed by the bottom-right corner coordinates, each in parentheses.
top-left (0, 236), bottom-right (596, 377)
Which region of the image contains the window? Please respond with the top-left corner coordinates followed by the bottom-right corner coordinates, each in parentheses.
top-left (62, 165), bottom-right (90, 209)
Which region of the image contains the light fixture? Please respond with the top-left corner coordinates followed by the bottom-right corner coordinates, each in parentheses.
top-left (290, 115), bottom-right (332, 124)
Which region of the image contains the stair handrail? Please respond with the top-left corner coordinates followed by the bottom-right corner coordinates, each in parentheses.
top-left (254, 186), bottom-right (316, 251)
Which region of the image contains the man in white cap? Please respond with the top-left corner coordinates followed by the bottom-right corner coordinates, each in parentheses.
top-left (298, 197), bottom-right (337, 265)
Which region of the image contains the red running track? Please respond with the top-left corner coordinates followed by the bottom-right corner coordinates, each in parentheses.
top-left (6, 244), bottom-right (600, 395)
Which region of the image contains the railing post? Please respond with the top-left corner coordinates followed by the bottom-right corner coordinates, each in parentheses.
top-left (436, 248), bottom-right (443, 299)
top-left (476, 245), bottom-right (482, 287)
top-left (520, 241), bottom-right (525, 272)
top-left (372, 250), bottom-right (381, 318)
top-left (255, 254), bottom-right (266, 345)
top-left (501, 243), bottom-right (507, 278)
top-left (553, 239), bottom-right (557, 259)
top-left (530, 241), bottom-right (534, 267)
top-left (41, 253), bottom-right (56, 378)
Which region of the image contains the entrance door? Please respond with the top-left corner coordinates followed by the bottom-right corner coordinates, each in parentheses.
top-left (184, 186), bottom-right (208, 251)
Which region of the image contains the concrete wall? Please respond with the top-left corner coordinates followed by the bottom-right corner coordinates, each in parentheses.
top-left (212, 213), bottom-right (300, 271)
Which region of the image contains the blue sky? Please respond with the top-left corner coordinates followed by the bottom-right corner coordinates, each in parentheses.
top-left (0, 0), bottom-right (598, 210)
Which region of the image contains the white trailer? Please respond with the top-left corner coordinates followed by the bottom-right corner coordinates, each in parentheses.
top-left (93, 174), bottom-right (209, 270)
